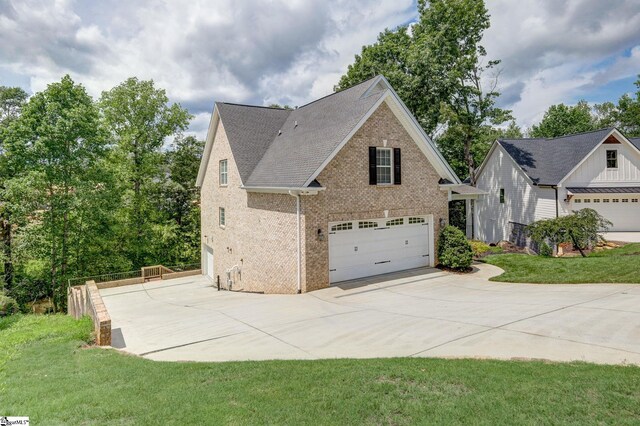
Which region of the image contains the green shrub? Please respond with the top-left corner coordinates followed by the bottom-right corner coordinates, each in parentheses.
top-left (469, 240), bottom-right (490, 257)
top-left (539, 242), bottom-right (552, 257)
top-left (0, 292), bottom-right (20, 316)
top-left (437, 226), bottom-right (473, 270)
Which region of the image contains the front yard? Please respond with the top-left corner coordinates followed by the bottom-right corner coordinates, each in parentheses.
top-left (2, 314), bottom-right (640, 424)
top-left (484, 243), bottom-right (640, 284)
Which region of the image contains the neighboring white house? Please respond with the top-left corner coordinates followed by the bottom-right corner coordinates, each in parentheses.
top-left (474, 128), bottom-right (640, 244)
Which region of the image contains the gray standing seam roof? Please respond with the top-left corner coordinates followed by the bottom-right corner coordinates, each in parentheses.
top-left (498, 128), bottom-right (615, 185)
top-left (216, 77), bottom-right (386, 188)
top-left (567, 187), bottom-right (640, 194)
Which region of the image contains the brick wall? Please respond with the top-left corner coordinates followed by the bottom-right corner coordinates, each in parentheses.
top-left (302, 101), bottom-right (449, 291)
top-left (201, 121), bottom-right (303, 293)
top-left (201, 101), bottom-right (448, 294)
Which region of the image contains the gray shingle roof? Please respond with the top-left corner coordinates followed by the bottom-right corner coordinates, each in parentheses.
top-left (497, 128), bottom-right (615, 185)
top-left (215, 103), bottom-right (291, 183)
top-left (216, 77), bottom-right (386, 188)
top-left (630, 137), bottom-right (640, 151)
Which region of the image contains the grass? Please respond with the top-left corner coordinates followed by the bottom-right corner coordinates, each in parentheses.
top-left (484, 243), bottom-right (640, 284)
top-left (2, 315), bottom-right (640, 424)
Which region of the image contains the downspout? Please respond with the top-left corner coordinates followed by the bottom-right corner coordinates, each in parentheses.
top-left (288, 191), bottom-right (302, 294)
top-left (554, 186), bottom-right (559, 218)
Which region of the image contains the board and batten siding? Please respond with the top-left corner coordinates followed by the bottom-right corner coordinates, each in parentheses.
top-left (563, 142), bottom-right (640, 187)
top-left (475, 144), bottom-right (556, 243)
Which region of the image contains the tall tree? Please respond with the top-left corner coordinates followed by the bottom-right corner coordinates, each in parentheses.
top-left (0, 86), bottom-right (28, 289)
top-left (5, 76), bottom-right (106, 309)
top-left (99, 78), bottom-right (191, 267)
top-left (416, 0), bottom-right (511, 184)
top-left (337, 0), bottom-right (510, 183)
top-left (530, 101), bottom-right (595, 138)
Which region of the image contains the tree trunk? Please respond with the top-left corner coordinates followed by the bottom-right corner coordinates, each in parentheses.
top-left (1, 214), bottom-right (13, 289)
top-left (569, 232), bottom-right (587, 257)
top-left (464, 134), bottom-right (476, 185)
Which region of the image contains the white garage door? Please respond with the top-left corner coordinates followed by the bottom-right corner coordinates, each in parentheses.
top-left (329, 216), bottom-right (431, 283)
top-left (574, 197), bottom-right (640, 231)
top-left (204, 246), bottom-right (214, 280)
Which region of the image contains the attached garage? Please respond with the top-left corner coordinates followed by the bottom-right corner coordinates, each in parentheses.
top-left (328, 215), bottom-right (434, 283)
top-left (572, 194), bottom-right (640, 231)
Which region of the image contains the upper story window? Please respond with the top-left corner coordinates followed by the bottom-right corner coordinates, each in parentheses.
top-left (219, 207), bottom-right (226, 227)
top-left (606, 150), bottom-right (617, 169)
top-left (219, 159), bottom-right (228, 186)
top-left (376, 148), bottom-right (392, 184)
top-left (499, 188), bottom-right (505, 204)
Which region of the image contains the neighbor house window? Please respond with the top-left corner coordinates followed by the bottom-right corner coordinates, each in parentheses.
top-left (499, 188), bottom-right (505, 204)
top-left (331, 222), bottom-right (353, 232)
top-left (219, 207), bottom-right (225, 227)
top-left (219, 159), bottom-right (228, 185)
top-left (606, 150), bottom-right (618, 168)
top-left (358, 221), bottom-right (377, 229)
top-left (408, 217), bottom-right (426, 224)
top-left (386, 218), bottom-right (404, 226)
top-left (376, 148), bottom-right (392, 184)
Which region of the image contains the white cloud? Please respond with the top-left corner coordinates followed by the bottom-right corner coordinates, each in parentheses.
top-left (1, 0), bottom-right (639, 134)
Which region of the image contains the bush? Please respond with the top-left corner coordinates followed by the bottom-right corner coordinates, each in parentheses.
top-left (469, 240), bottom-right (490, 257)
top-left (437, 226), bottom-right (473, 270)
top-left (539, 242), bottom-right (552, 257)
top-left (0, 292), bottom-right (20, 316)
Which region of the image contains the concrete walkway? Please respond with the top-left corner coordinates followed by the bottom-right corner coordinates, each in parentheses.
top-left (100, 264), bottom-right (640, 365)
top-left (601, 232), bottom-right (640, 243)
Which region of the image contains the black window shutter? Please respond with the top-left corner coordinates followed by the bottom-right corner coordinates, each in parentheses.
top-left (393, 148), bottom-right (401, 185)
top-left (369, 147), bottom-right (377, 185)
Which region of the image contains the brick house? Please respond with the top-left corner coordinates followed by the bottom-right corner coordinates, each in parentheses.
top-left (196, 76), bottom-right (479, 294)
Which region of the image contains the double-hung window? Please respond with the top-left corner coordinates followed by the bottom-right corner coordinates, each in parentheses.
top-left (606, 150), bottom-right (617, 169)
top-left (219, 159), bottom-right (228, 186)
top-left (376, 148), bottom-right (392, 184)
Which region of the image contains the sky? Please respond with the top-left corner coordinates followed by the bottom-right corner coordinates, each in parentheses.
top-left (1, 0), bottom-right (639, 140)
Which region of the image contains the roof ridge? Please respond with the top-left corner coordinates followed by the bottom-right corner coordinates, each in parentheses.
top-left (295, 75), bottom-right (380, 110)
top-left (544, 127), bottom-right (614, 141)
top-left (218, 102), bottom-right (290, 111)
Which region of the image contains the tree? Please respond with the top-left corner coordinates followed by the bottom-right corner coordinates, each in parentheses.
top-left (526, 209), bottom-right (612, 257)
top-left (593, 75), bottom-right (640, 137)
top-left (337, 0), bottom-right (511, 183)
top-left (99, 78), bottom-right (192, 267)
top-left (4, 76), bottom-right (106, 308)
top-left (0, 86), bottom-right (28, 289)
top-left (530, 101), bottom-right (595, 138)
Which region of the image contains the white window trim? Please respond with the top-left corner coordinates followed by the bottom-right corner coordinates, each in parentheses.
top-left (376, 147), bottom-right (393, 185)
top-left (219, 159), bottom-right (228, 186)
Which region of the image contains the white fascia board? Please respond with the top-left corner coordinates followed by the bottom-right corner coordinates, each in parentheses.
top-left (241, 185), bottom-right (325, 195)
top-left (195, 105), bottom-right (220, 187)
top-left (378, 75), bottom-right (460, 184)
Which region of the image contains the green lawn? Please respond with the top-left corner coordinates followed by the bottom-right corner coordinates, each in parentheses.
top-left (2, 315), bottom-right (640, 424)
top-left (484, 243), bottom-right (640, 284)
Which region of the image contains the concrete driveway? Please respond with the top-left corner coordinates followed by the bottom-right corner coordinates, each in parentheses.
top-left (100, 264), bottom-right (640, 365)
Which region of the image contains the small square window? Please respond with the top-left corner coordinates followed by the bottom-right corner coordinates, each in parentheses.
top-left (499, 188), bottom-right (505, 204)
top-left (386, 218), bottom-right (404, 226)
top-left (583, 199), bottom-right (590, 203)
top-left (606, 150), bottom-right (617, 168)
top-left (632, 198), bottom-right (639, 203)
top-left (331, 222), bottom-right (353, 232)
top-left (612, 198), bottom-right (619, 203)
top-left (622, 199), bottom-right (629, 203)
top-left (593, 199), bottom-right (600, 203)
top-left (219, 207), bottom-right (225, 227)
top-left (219, 159), bottom-right (228, 186)
top-left (603, 199), bottom-right (610, 203)
top-left (358, 221), bottom-right (377, 229)
top-left (376, 148), bottom-right (392, 184)
top-left (408, 217), bottom-right (426, 224)
top-left (574, 199), bottom-right (581, 203)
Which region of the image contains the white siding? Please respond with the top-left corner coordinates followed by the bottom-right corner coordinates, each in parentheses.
top-left (565, 142), bottom-right (640, 186)
top-left (475, 145), bottom-right (556, 243)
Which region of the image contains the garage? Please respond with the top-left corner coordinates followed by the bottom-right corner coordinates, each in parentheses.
top-left (328, 215), bottom-right (433, 283)
top-left (204, 246), bottom-right (214, 280)
top-left (572, 194), bottom-right (640, 231)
